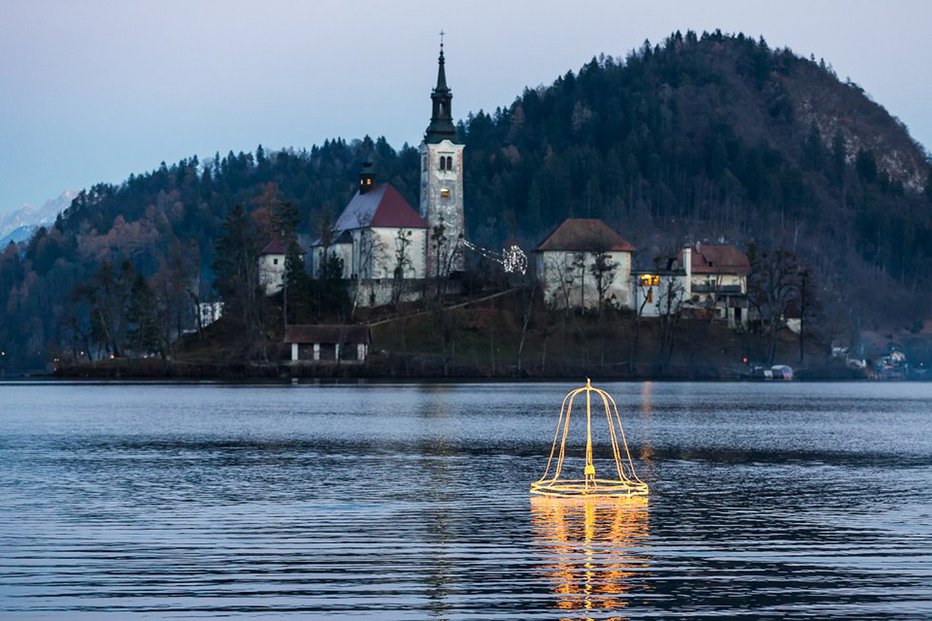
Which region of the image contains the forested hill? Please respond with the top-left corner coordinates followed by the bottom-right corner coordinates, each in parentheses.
top-left (2, 30), bottom-right (931, 368)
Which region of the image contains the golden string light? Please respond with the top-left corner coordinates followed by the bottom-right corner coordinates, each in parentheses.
top-left (531, 379), bottom-right (649, 499)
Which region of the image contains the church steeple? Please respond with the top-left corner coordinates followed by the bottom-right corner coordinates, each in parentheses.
top-left (358, 161), bottom-right (375, 194)
top-left (420, 33), bottom-right (465, 277)
top-left (424, 39), bottom-right (457, 144)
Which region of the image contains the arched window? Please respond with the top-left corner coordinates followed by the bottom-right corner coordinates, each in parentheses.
top-left (439, 156), bottom-right (446, 171)
top-left (446, 156), bottom-right (453, 170)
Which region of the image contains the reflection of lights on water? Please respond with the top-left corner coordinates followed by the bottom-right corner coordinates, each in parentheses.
top-left (531, 496), bottom-right (650, 617)
top-left (640, 382), bottom-right (652, 415)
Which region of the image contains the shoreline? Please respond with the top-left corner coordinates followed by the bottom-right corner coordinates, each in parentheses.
top-left (40, 358), bottom-right (870, 382)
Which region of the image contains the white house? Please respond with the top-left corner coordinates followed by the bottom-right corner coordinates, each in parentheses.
top-left (258, 239), bottom-right (305, 295)
top-left (534, 218), bottom-right (635, 311)
top-left (633, 271), bottom-right (687, 318)
top-left (675, 242), bottom-right (751, 328)
top-left (284, 324), bottom-right (370, 363)
top-left (311, 167), bottom-right (429, 307)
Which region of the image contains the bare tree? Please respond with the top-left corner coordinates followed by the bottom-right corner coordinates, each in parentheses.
top-left (430, 219), bottom-right (463, 300)
top-left (153, 238), bottom-right (199, 356)
top-left (589, 249), bottom-right (618, 316)
top-left (572, 252), bottom-right (587, 310)
top-left (657, 274), bottom-right (686, 375)
top-left (391, 228), bottom-right (414, 307)
top-left (749, 249), bottom-right (802, 364)
top-left (514, 275), bottom-right (539, 375)
top-left (629, 275), bottom-right (656, 376)
top-left (545, 254), bottom-right (577, 320)
top-left (351, 229), bottom-right (379, 314)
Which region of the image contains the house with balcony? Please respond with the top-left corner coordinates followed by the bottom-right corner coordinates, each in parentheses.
top-left (674, 242), bottom-right (751, 328)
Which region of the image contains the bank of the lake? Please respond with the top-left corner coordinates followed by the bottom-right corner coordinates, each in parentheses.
top-left (52, 307), bottom-right (867, 381)
top-left (52, 354), bottom-right (864, 381)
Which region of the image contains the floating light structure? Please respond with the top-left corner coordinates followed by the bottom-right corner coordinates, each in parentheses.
top-left (531, 379), bottom-right (649, 499)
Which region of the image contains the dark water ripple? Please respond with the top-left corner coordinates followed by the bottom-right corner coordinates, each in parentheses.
top-left (0, 381), bottom-right (930, 619)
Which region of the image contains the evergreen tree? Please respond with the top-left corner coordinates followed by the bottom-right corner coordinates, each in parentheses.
top-left (212, 204), bottom-right (261, 337)
top-left (126, 275), bottom-right (162, 357)
top-left (284, 242), bottom-right (311, 323)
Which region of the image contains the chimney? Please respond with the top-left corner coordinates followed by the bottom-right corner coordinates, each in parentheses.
top-left (683, 244), bottom-right (692, 299)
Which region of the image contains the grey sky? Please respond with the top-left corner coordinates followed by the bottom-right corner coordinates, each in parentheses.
top-left (1, 0), bottom-right (930, 215)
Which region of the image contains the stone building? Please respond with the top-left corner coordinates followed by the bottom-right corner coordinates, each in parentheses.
top-left (419, 42), bottom-right (465, 277)
top-left (258, 239), bottom-right (305, 295)
top-left (309, 42), bottom-right (466, 307)
top-left (311, 164), bottom-right (429, 307)
top-left (534, 218), bottom-right (635, 311)
top-left (284, 324), bottom-right (370, 363)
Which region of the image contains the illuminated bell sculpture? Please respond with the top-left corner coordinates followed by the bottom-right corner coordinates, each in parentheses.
top-left (531, 379), bottom-right (649, 499)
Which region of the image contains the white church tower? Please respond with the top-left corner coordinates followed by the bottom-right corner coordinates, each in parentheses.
top-left (419, 40), bottom-right (465, 277)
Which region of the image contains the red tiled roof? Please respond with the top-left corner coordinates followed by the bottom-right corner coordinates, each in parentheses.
top-left (284, 324), bottom-right (370, 344)
top-left (535, 218), bottom-right (635, 252)
top-left (681, 244), bottom-right (750, 275)
top-left (333, 184), bottom-right (427, 232)
top-left (259, 239), bottom-right (305, 256)
top-left (259, 239), bottom-right (287, 255)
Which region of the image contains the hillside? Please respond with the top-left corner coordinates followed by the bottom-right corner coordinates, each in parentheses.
top-left (1, 30), bottom-right (930, 370)
top-left (458, 32), bottom-right (932, 326)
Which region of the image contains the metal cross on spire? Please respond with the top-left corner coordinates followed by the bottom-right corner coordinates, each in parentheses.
top-left (439, 29), bottom-right (445, 48)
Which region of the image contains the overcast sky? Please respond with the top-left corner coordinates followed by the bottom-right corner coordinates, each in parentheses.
top-left (1, 0), bottom-right (930, 216)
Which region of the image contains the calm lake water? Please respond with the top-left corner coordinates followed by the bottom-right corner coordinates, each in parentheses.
top-left (0, 381), bottom-right (930, 620)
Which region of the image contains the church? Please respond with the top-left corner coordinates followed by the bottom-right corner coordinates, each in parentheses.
top-left (309, 43), bottom-right (466, 307)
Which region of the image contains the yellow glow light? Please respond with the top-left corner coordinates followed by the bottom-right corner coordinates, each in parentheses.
top-left (531, 495), bottom-right (650, 614)
top-left (639, 274), bottom-right (660, 287)
top-left (531, 379), bottom-right (649, 499)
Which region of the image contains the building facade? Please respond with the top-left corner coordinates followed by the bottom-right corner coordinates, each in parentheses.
top-left (419, 43), bottom-right (465, 278)
top-left (535, 218), bottom-right (635, 311)
top-left (677, 242), bottom-right (751, 328)
top-left (308, 44), bottom-right (466, 308)
top-left (310, 166), bottom-right (429, 307)
top-left (258, 239), bottom-right (304, 295)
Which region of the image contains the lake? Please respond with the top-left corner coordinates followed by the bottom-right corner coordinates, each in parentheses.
top-left (1, 381), bottom-right (930, 619)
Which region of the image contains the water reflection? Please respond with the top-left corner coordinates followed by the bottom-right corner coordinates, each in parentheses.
top-left (640, 381), bottom-right (653, 415)
top-left (531, 497), bottom-right (651, 619)
top-left (1, 382), bottom-right (930, 619)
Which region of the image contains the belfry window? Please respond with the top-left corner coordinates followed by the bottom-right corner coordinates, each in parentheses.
top-left (446, 156), bottom-right (453, 170)
top-left (439, 157), bottom-right (446, 171)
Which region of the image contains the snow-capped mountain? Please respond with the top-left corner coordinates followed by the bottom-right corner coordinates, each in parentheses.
top-left (0, 191), bottom-right (75, 242)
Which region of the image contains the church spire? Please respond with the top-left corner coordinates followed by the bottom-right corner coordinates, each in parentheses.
top-left (435, 41), bottom-right (449, 92)
top-left (425, 35), bottom-right (457, 144)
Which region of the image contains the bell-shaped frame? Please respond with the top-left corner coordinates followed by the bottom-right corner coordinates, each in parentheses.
top-left (531, 379), bottom-right (649, 499)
